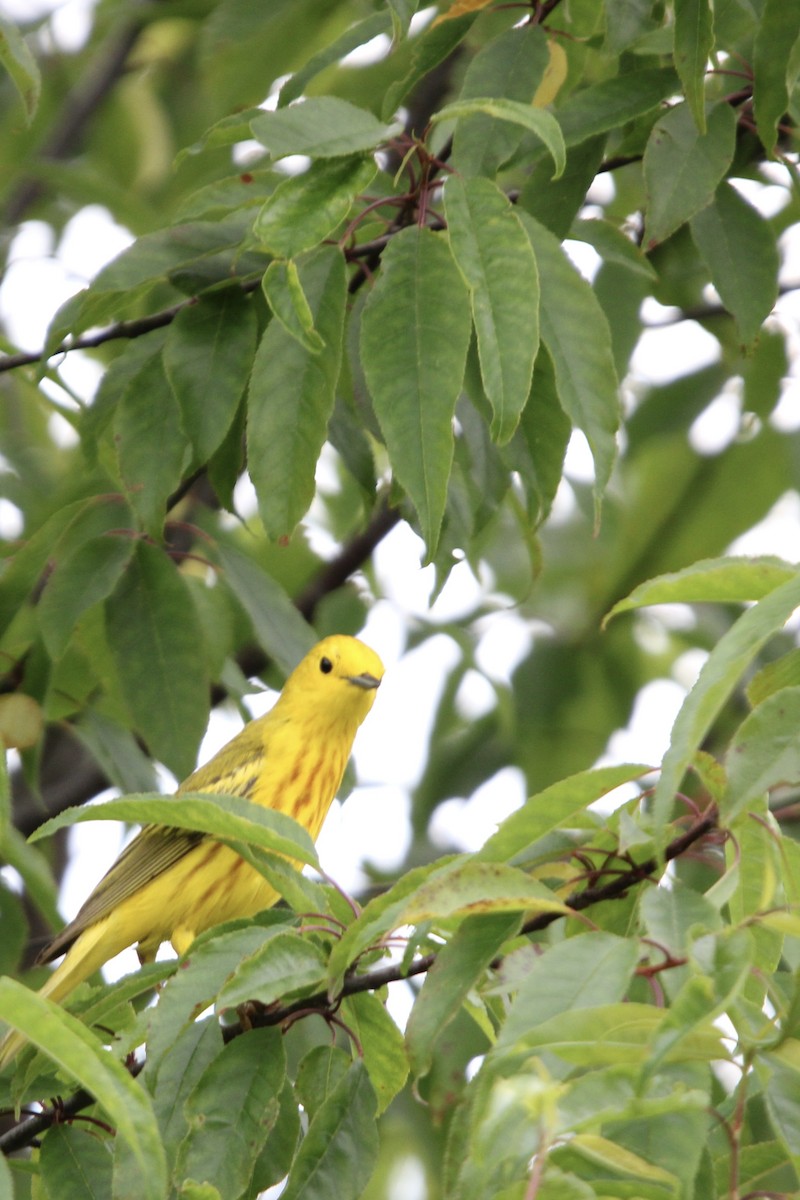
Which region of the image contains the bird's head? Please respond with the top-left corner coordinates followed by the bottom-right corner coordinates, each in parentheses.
top-left (281, 635), bottom-right (384, 729)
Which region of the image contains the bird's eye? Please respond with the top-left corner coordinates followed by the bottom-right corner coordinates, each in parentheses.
top-left (319, 656), bottom-right (333, 674)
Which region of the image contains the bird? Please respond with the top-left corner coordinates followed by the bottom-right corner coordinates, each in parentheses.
top-left (0, 634), bottom-right (383, 1066)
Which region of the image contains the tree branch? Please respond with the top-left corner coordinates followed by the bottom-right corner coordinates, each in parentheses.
top-left (0, 808), bottom-right (718, 1156)
top-left (0, 292), bottom-right (249, 374)
top-left (3, 13), bottom-right (147, 228)
top-left (10, 494), bottom-right (403, 837)
top-left (643, 280), bottom-right (800, 326)
top-left (236, 809), bottom-right (719, 1030)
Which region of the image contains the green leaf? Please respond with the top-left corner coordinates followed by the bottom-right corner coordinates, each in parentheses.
top-left (748, 646), bottom-right (800, 708)
top-left (251, 1078), bottom-right (301, 1192)
top-left (176, 1183), bottom-right (221, 1200)
top-left (235, 840), bottom-right (327, 915)
top-left (0, 826), bottom-right (60, 931)
top-left (278, 13), bottom-right (392, 107)
top-left (147, 1018), bottom-right (223, 1163)
top-left (725, 686), bottom-right (800, 820)
top-left (753, 1), bottom-right (800, 156)
top-left (177, 108), bottom-right (264, 163)
top-left (386, 0), bottom-right (417, 40)
top-left (646, 939), bottom-right (751, 1074)
top-left (72, 711), bottom-right (159, 795)
top-left (144, 919), bottom-right (291, 1074)
top-left (295, 1045), bottom-right (351, 1123)
top-left (75, 961), bottom-right (177, 1046)
top-left (690, 181), bottom-right (779, 345)
top-left (342, 993), bottom-right (408, 1115)
top-left (262, 259), bottom-right (325, 354)
top-left (253, 156), bottom-right (377, 258)
top-left (240, 845), bottom-right (329, 914)
top-left (40, 1125), bottom-right (113, 1200)
top-left (104, 541), bottom-right (208, 780)
top-left (325, 859), bottom-right (447, 994)
top-left (401, 859), bottom-right (569, 924)
top-left (381, 13), bottom-right (476, 119)
top-left (431, 97), bottom-right (565, 180)
top-left (92, 218), bottom-right (251, 295)
top-left (114, 348), bottom-right (188, 537)
top-left (0, 978), bottom-right (167, 1200)
top-left (0, 13), bottom-right (41, 123)
top-left (248, 246), bottom-right (346, 538)
top-left (507, 1001), bottom-right (724, 1066)
top-left (0, 1148), bottom-right (13, 1200)
top-left (651, 571), bottom-right (800, 838)
top-left (519, 213), bottom-right (620, 521)
top-left (604, 556), bottom-right (796, 624)
top-left (175, 169), bottom-right (280, 222)
top-left (450, 25), bottom-right (551, 179)
top-left (479, 764), bottom-right (651, 863)
top-left (215, 931), bottom-right (327, 1009)
top-left (213, 542), bottom-right (315, 674)
top-left (639, 886), bottom-right (720, 957)
top-left (37, 534), bottom-right (134, 660)
top-left (519, 136), bottom-right (607, 239)
top-left (75, 216), bottom-right (255, 330)
top-left (328, 394), bottom-right (377, 499)
top-left (444, 176), bottom-right (539, 444)
top-left (504, 345), bottom-right (571, 525)
top-left (674, 0), bottom-right (714, 133)
top-left (30, 792), bottom-right (320, 867)
top-left (251, 98), bottom-right (401, 159)
top-left (570, 219), bottom-right (657, 281)
top-left (555, 67), bottom-right (678, 146)
top-left (281, 1060), bottom-right (378, 1200)
top-left (594, 259), bottom-right (650, 378)
top-left (327, 858), bottom-right (568, 996)
top-left (495, 933), bottom-right (640, 1049)
top-left (360, 226), bottom-right (471, 556)
top-left (643, 101), bottom-right (737, 248)
top-left (565, 1133), bottom-right (679, 1191)
top-left (742, 327), bottom-right (789, 420)
top-left (164, 291), bottom-right (258, 462)
top-left (176, 1028), bottom-right (285, 1199)
top-left (406, 912), bottom-right (520, 1080)
top-left (0, 882), bottom-right (25, 977)
top-left (81, 330), bottom-right (167, 454)
top-left (764, 1053), bottom-right (800, 1163)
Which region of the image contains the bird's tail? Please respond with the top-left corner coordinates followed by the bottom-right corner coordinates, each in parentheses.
top-left (0, 919), bottom-right (118, 1069)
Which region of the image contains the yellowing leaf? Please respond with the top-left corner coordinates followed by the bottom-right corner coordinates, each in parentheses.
top-left (433, 0), bottom-right (494, 26)
top-left (0, 694), bottom-right (43, 749)
top-left (571, 1133), bottom-right (678, 1184)
top-left (760, 910), bottom-right (800, 938)
top-left (533, 40), bottom-right (568, 107)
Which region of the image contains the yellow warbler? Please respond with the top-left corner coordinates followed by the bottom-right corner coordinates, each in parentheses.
top-left (0, 634), bottom-right (383, 1065)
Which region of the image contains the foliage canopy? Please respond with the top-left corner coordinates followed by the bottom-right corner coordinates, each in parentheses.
top-left (1, 1), bottom-right (800, 1197)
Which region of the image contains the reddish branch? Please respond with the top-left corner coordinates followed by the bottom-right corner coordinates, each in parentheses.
top-left (0, 809), bottom-right (718, 1156)
top-left (239, 809), bottom-right (719, 1030)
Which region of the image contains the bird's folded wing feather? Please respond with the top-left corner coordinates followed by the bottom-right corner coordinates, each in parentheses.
top-left (38, 724), bottom-right (270, 963)
top-left (37, 826), bottom-right (206, 962)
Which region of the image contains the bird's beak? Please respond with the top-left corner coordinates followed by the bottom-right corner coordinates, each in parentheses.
top-left (347, 672), bottom-right (381, 690)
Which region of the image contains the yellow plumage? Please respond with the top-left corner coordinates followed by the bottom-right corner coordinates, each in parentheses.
top-left (0, 634), bottom-right (383, 1065)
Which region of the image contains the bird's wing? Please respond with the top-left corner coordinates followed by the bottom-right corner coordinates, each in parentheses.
top-left (38, 725), bottom-right (270, 964)
top-left (37, 825), bottom-right (206, 963)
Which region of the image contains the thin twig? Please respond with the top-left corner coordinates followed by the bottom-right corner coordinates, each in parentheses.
top-left (0, 810), bottom-right (717, 1155)
top-left (233, 810), bottom-right (719, 1032)
top-left (4, 14), bottom-right (147, 227)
